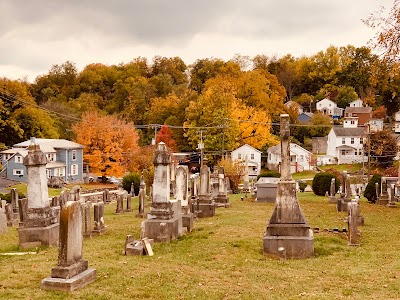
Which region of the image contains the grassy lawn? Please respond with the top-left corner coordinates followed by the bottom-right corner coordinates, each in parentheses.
top-left (319, 163), bottom-right (364, 173)
top-left (292, 170), bottom-right (317, 180)
top-left (1, 192), bottom-right (399, 299)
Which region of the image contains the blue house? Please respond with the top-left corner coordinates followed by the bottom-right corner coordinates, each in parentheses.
top-left (0, 138), bottom-right (85, 183)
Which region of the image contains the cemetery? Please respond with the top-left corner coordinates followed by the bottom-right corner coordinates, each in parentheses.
top-left (0, 116), bottom-right (400, 299)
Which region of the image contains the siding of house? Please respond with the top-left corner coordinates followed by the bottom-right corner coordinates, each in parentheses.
top-left (6, 154), bottom-right (27, 182)
top-left (231, 144), bottom-right (262, 177)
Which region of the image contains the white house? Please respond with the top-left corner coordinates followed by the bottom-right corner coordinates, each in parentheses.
top-left (369, 118), bottom-right (384, 133)
top-left (326, 118), bottom-right (367, 164)
top-left (316, 98), bottom-right (344, 117)
top-left (394, 110), bottom-right (400, 133)
top-left (231, 144), bottom-right (262, 179)
top-left (349, 99), bottom-right (363, 107)
top-left (267, 143), bottom-right (312, 173)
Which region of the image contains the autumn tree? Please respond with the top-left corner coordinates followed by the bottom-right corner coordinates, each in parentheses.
top-left (156, 124), bottom-right (177, 152)
top-left (217, 157), bottom-right (246, 193)
top-left (367, 130), bottom-right (399, 166)
top-left (72, 111), bottom-right (139, 177)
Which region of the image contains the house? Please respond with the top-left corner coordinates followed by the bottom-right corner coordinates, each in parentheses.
top-left (349, 99), bottom-right (364, 107)
top-left (1, 138), bottom-right (85, 183)
top-left (267, 143), bottom-right (312, 173)
top-left (284, 101), bottom-right (303, 115)
top-left (315, 98), bottom-right (344, 118)
top-left (326, 118), bottom-right (367, 164)
top-left (344, 107), bottom-right (372, 125)
top-left (368, 118), bottom-right (384, 133)
top-left (231, 144), bottom-right (262, 179)
top-left (298, 112), bottom-right (314, 123)
top-left (394, 110), bottom-right (400, 133)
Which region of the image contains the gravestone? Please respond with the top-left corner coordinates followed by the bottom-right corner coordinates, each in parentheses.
top-left (81, 201), bottom-right (92, 238)
top-left (197, 165), bottom-right (216, 217)
top-left (92, 202), bottom-right (106, 235)
top-left (115, 194), bottom-right (124, 214)
top-left (136, 176), bottom-right (146, 218)
top-left (328, 178), bottom-right (337, 204)
top-left (69, 186), bottom-right (81, 202)
top-left (143, 142), bottom-right (179, 242)
top-left (256, 177), bottom-right (279, 202)
top-left (377, 178), bottom-right (389, 205)
top-left (347, 202), bottom-right (361, 246)
top-left (175, 165), bottom-right (193, 232)
top-left (102, 189), bottom-right (110, 203)
top-left (11, 188), bottom-right (19, 220)
top-left (130, 183), bottom-right (135, 197)
top-left (214, 167), bottom-right (229, 206)
top-left (0, 200), bottom-right (7, 234)
top-left (387, 184), bottom-right (397, 208)
top-left (337, 172), bottom-right (351, 212)
top-left (125, 194), bottom-right (132, 212)
top-left (5, 204), bottom-right (14, 227)
top-left (263, 114), bottom-right (314, 259)
top-left (18, 140), bottom-right (59, 248)
top-left (41, 201), bottom-right (96, 291)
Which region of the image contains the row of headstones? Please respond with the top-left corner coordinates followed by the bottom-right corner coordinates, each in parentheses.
top-left (375, 180), bottom-right (398, 207)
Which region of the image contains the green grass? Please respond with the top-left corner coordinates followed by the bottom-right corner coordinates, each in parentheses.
top-left (1, 192), bottom-right (400, 299)
top-left (319, 163), bottom-right (363, 173)
top-left (292, 170), bottom-right (317, 180)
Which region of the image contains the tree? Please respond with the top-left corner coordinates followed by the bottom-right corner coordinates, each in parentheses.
top-left (312, 173), bottom-right (340, 196)
top-left (189, 58), bottom-right (225, 93)
top-left (72, 111), bottom-right (139, 177)
top-left (364, 174), bottom-right (381, 203)
top-left (156, 125), bottom-right (177, 152)
top-left (363, 1), bottom-right (400, 62)
top-left (367, 130), bottom-right (399, 165)
top-left (217, 157), bottom-right (246, 193)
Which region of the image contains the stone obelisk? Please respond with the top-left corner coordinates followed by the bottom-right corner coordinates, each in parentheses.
top-left (263, 114), bottom-right (314, 259)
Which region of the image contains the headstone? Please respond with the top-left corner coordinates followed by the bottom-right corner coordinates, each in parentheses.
top-left (143, 142), bottom-right (179, 242)
top-left (115, 194), bottom-right (124, 214)
top-left (11, 188), bottom-right (19, 219)
top-left (175, 166), bottom-right (189, 206)
top-left (81, 201), bottom-right (92, 238)
top-left (387, 184), bottom-right (397, 208)
top-left (102, 189), bottom-right (110, 203)
top-left (5, 204), bottom-right (14, 227)
top-left (214, 167), bottom-right (230, 206)
top-left (375, 182), bottom-right (379, 202)
top-left (18, 139), bottom-right (59, 248)
top-left (328, 178), bottom-right (337, 204)
top-left (130, 183), bottom-right (135, 197)
top-left (125, 194), bottom-right (132, 212)
top-left (377, 178), bottom-right (389, 205)
top-left (263, 114), bottom-right (314, 259)
top-left (256, 177), bottom-right (279, 202)
top-left (0, 200), bottom-right (7, 234)
top-left (70, 185), bottom-right (81, 202)
top-left (347, 202), bottom-right (361, 246)
top-left (124, 235), bottom-right (154, 256)
top-left (197, 165), bottom-right (216, 218)
top-left (41, 201), bottom-right (96, 291)
top-left (93, 202), bottom-right (106, 234)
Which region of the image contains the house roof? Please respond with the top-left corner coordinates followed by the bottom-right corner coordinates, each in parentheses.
top-left (336, 145), bottom-right (357, 150)
top-left (268, 143), bottom-right (311, 155)
top-left (332, 127), bottom-right (366, 137)
top-left (232, 144), bottom-right (261, 154)
top-left (46, 161), bottom-right (66, 168)
top-left (284, 101), bottom-right (303, 109)
top-left (344, 107), bottom-right (372, 114)
top-left (14, 138), bottom-right (84, 149)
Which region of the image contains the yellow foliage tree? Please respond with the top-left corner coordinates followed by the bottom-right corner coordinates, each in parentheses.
top-left (231, 100), bottom-right (278, 148)
top-left (72, 111), bottom-right (139, 177)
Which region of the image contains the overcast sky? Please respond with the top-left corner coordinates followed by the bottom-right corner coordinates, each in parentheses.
top-left (0, 0), bottom-right (394, 82)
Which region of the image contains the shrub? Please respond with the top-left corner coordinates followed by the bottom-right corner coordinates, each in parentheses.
top-left (364, 174), bottom-right (381, 203)
top-left (298, 181), bottom-right (307, 192)
top-left (122, 172), bottom-right (141, 195)
top-left (257, 170), bottom-right (280, 180)
top-left (312, 173), bottom-right (340, 196)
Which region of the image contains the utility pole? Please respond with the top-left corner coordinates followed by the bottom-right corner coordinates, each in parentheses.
top-left (198, 130), bottom-right (205, 167)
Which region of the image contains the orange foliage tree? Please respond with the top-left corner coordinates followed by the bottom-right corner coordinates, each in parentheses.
top-left (72, 111), bottom-right (139, 177)
top-left (156, 124), bottom-right (177, 152)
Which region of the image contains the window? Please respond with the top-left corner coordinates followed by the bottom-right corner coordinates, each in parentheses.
top-left (72, 150), bottom-right (77, 161)
top-left (55, 168), bottom-right (64, 177)
top-left (268, 153), bottom-right (271, 160)
top-left (13, 169), bottom-right (23, 176)
top-left (251, 153), bottom-right (254, 160)
top-left (351, 121), bottom-right (355, 125)
top-left (71, 164), bottom-right (78, 176)
top-left (46, 169), bottom-right (51, 178)
top-left (341, 150), bottom-right (346, 156)
top-left (238, 153), bottom-right (241, 159)
top-left (360, 138), bottom-right (363, 144)
top-left (351, 138), bottom-right (354, 144)
top-left (15, 155), bottom-right (23, 163)
top-left (342, 138), bottom-right (345, 145)
top-left (299, 155), bottom-right (304, 162)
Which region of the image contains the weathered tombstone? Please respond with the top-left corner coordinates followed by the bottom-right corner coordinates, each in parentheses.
top-left (136, 176), bottom-right (146, 218)
top-left (18, 140), bottom-right (59, 248)
top-left (81, 201), bottom-right (92, 238)
top-left (102, 189), bottom-right (110, 203)
top-left (328, 178), bottom-right (337, 204)
top-left (256, 177), bottom-right (279, 202)
top-left (143, 142), bottom-right (179, 242)
top-left (5, 204), bottom-right (14, 227)
top-left (263, 114), bottom-right (314, 259)
top-left (130, 183), bottom-right (135, 197)
top-left (0, 200), bottom-right (7, 234)
top-left (377, 178), bottom-right (389, 205)
top-left (69, 185), bottom-right (81, 202)
top-left (197, 165), bottom-right (216, 218)
top-left (175, 165), bottom-right (194, 232)
top-left (125, 194), bottom-right (132, 212)
top-left (387, 184), bottom-right (397, 208)
top-left (41, 201), bottom-right (96, 291)
top-left (11, 188), bottom-right (19, 218)
top-left (115, 194), bottom-right (124, 214)
top-left (347, 202), bottom-right (361, 246)
top-left (214, 167), bottom-right (230, 206)
top-left (92, 202), bottom-right (106, 235)
top-left (375, 182), bottom-right (379, 202)
top-left (345, 173), bottom-right (351, 201)
top-left (124, 235), bottom-right (152, 256)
